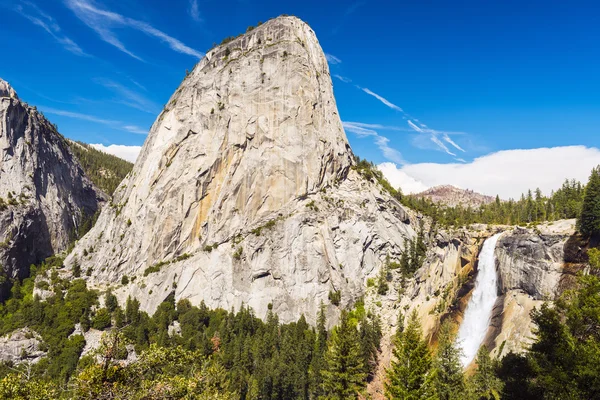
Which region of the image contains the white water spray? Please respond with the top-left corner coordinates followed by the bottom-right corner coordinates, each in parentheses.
top-left (456, 233), bottom-right (502, 367)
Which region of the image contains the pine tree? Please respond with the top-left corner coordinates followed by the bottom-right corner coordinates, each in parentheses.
top-left (359, 311), bottom-right (383, 379)
top-left (433, 320), bottom-right (465, 400)
top-left (105, 290), bottom-right (118, 313)
top-left (310, 303), bottom-right (328, 398)
top-left (321, 310), bottom-right (367, 399)
top-left (578, 166), bottom-right (600, 237)
top-left (385, 310), bottom-right (436, 400)
top-left (467, 346), bottom-right (502, 400)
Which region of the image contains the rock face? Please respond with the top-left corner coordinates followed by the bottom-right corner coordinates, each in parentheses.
top-left (66, 16), bottom-right (414, 324)
top-left (414, 185), bottom-right (496, 208)
top-left (0, 79), bottom-right (105, 298)
top-left (0, 328), bottom-right (46, 364)
top-left (490, 219), bottom-right (575, 357)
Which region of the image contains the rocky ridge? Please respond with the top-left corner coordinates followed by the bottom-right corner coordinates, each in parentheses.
top-left (414, 185), bottom-right (497, 208)
top-left (0, 79), bottom-right (106, 299)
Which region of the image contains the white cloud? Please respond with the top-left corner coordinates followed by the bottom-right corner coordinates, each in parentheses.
top-left (378, 162), bottom-right (429, 194)
top-left (189, 0), bottom-right (201, 22)
top-left (14, 1), bottom-right (87, 56)
top-left (325, 53), bottom-right (342, 64)
top-left (64, 0), bottom-right (203, 60)
top-left (378, 146), bottom-right (600, 199)
top-left (361, 88), bottom-right (403, 112)
top-left (90, 143), bottom-right (141, 163)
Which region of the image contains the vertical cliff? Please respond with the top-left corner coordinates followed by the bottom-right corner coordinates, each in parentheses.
top-left (0, 79), bottom-right (106, 298)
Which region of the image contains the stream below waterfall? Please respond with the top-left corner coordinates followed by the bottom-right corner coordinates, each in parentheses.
top-left (456, 233), bottom-right (502, 367)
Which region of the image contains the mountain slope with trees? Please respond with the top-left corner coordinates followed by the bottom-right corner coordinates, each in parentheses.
top-left (68, 141), bottom-right (133, 196)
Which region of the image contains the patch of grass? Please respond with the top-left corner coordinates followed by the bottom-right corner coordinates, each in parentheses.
top-left (306, 200), bottom-right (318, 212)
top-left (144, 260), bottom-right (169, 277)
top-left (233, 247), bottom-right (243, 260)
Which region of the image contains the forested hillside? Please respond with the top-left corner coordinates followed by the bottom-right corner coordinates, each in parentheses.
top-left (68, 141), bottom-right (133, 196)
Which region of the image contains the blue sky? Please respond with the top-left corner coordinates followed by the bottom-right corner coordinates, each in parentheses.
top-left (1, 0), bottom-right (599, 196)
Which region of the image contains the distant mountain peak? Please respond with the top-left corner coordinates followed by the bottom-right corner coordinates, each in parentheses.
top-left (414, 185), bottom-right (496, 208)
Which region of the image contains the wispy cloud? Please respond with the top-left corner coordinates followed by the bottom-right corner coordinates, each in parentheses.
top-left (14, 1), bottom-right (87, 56)
top-left (41, 107), bottom-right (119, 125)
top-left (343, 122), bottom-right (404, 164)
top-left (361, 88), bottom-right (403, 112)
top-left (407, 119), bottom-right (466, 156)
top-left (332, 67), bottom-right (468, 160)
top-left (443, 134), bottom-right (465, 152)
top-left (344, 1), bottom-right (365, 16)
top-left (63, 0), bottom-right (203, 61)
top-left (408, 120), bottom-right (423, 132)
top-left (343, 121), bottom-right (414, 133)
top-left (189, 0), bottom-right (201, 22)
top-left (333, 1), bottom-right (364, 34)
top-left (325, 53), bottom-right (342, 64)
top-left (430, 135), bottom-right (456, 156)
top-left (94, 78), bottom-right (160, 114)
top-left (122, 125), bottom-right (148, 135)
top-left (40, 106), bottom-right (148, 135)
top-left (333, 74), bottom-right (352, 83)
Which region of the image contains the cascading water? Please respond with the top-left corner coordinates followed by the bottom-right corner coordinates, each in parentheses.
top-left (456, 232), bottom-right (502, 367)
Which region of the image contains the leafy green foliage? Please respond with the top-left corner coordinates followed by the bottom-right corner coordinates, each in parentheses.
top-left (0, 262), bottom-right (98, 382)
top-left (68, 141), bottom-right (133, 195)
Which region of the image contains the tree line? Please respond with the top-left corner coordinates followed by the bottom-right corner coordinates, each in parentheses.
top-left (402, 178), bottom-right (585, 228)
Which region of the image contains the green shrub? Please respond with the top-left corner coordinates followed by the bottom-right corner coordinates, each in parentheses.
top-left (91, 308), bottom-right (112, 330)
top-left (328, 290), bottom-right (341, 306)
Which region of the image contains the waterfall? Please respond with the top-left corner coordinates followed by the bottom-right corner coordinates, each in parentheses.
top-left (456, 233), bottom-right (502, 367)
